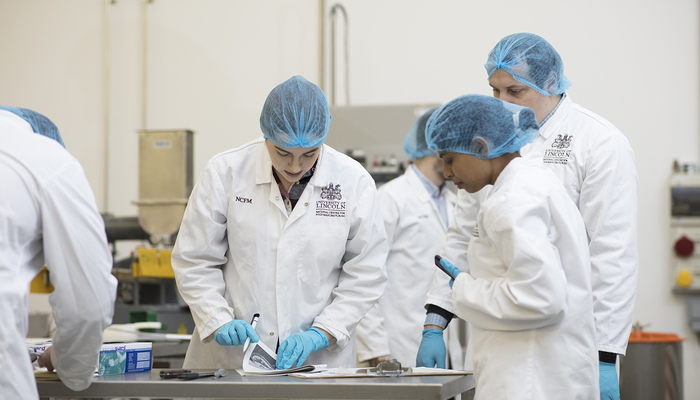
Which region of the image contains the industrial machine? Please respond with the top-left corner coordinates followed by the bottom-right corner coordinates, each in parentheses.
top-left (106, 129), bottom-right (195, 337)
top-left (325, 104), bottom-right (440, 184)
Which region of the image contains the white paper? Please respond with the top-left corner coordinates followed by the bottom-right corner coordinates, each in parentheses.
top-left (242, 340), bottom-right (278, 373)
top-left (288, 366), bottom-right (472, 378)
top-left (237, 341), bottom-right (322, 376)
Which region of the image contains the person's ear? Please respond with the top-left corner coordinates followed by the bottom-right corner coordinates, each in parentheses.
top-left (470, 137), bottom-right (489, 157)
top-left (545, 71), bottom-right (558, 94)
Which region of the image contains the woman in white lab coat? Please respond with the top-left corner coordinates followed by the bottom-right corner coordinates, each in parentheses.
top-left (425, 94), bottom-right (598, 399)
top-left (171, 76), bottom-right (388, 370)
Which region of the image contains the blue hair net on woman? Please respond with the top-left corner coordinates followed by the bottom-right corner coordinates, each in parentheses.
top-left (0, 105), bottom-right (65, 147)
top-left (484, 32), bottom-right (571, 96)
top-left (403, 107), bottom-right (438, 160)
top-left (425, 94), bottom-right (538, 159)
top-left (260, 75), bottom-right (331, 148)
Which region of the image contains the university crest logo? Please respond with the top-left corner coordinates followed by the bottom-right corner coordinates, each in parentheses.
top-left (321, 183), bottom-right (342, 200)
top-left (552, 134), bottom-right (573, 149)
top-left (317, 182), bottom-right (345, 218)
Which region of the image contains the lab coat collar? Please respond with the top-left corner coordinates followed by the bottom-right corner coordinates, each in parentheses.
top-left (0, 109), bottom-right (35, 135)
top-left (405, 164), bottom-right (435, 205)
top-left (538, 94), bottom-right (572, 141)
top-left (254, 136), bottom-right (274, 185)
top-left (490, 152), bottom-right (540, 197)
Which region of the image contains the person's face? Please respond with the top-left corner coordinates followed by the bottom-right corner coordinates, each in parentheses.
top-left (265, 139), bottom-right (321, 187)
top-left (439, 151), bottom-right (493, 193)
top-left (433, 157), bottom-right (445, 183)
top-left (489, 68), bottom-right (553, 124)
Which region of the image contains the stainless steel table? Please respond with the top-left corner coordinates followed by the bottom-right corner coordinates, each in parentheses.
top-left (37, 368), bottom-right (474, 400)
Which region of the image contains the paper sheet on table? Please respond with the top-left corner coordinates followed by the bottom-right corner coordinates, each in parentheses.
top-left (289, 366), bottom-right (473, 379)
top-left (237, 340), bottom-right (319, 376)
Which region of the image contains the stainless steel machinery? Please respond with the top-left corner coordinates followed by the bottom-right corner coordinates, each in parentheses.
top-left (108, 129), bottom-right (195, 341)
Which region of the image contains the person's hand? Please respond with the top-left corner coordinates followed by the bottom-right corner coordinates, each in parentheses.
top-left (37, 346), bottom-right (54, 371)
top-left (599, 361), bottom-right (620, 400)
top-left (276, 327), bottom-right (329, 369)
top-left (439, 257), bottom-right (462, 289)
top-left (415, 329), bottom-right (446, 368)
top-left (214, 319), bottom-right (259, 346)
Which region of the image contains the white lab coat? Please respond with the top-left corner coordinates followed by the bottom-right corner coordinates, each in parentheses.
top-left (451, 153), bottom-right (598, 399)
top-left (172, 137), bottom-right (388, 370)
top-left (0, 110), bottom-right (117, 399)
top-left (355, 166), bottom-right (462, 368)
top-left (427, 95), bottom-right (638, 357)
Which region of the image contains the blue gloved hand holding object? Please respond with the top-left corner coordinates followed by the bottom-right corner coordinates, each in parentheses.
top-left (215, 319), bottom-right (259, 346)
top-left (276, 327), bottom-right (329, 369)
top-left (415, 329), bottom-right (446, 368)
top-left (599, 361), bottom-right (620, 400)
top-left (439, 257), bottom-right (462, 289)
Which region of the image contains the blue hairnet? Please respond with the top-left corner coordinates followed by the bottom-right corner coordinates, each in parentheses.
top-left (259, 75), bottom-right (331, 148)
top-left (0, 105), bottom-right (65, 147)
top-left (425, 94), bottom-right (538, 159)
top-left (485, 33), bottom-right (571, 96)
top-left (403, 108), bottom-right (438, 160)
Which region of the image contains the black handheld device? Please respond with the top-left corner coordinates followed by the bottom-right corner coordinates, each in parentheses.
top-left (434, 255), bottom-right (453, 278)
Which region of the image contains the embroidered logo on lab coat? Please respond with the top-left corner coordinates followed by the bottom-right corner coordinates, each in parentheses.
top-left (543, 134), bottom-right (573, 165)
top-left (316, 182), bottom-right (346, 217)
top-left (235, 196), bottom-right (252, 204)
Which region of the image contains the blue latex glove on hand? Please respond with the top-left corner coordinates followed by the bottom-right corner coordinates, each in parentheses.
top-left (415, 329), bottom-right (446, 368)
top-left (599, 361), bottom-right (620, 400)
top-left (440, 257), bottom-right (462, 289)
top-left (276, 327), bottom-right (329, 369)
top-left (214, 319), bottom-right (259, 346)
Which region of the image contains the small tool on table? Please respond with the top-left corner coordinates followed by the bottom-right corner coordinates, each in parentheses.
top-left (160, 369), bottom-right (228, 380)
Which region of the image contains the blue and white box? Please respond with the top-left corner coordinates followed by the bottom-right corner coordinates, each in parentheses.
top-left (98, 342), bottom-right (152, 375)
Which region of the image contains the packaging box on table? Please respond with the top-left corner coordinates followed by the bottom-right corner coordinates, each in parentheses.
top-left (28, 341), bottom-right (152, 375)
top-left (98, 342), bottom-right (152, 375)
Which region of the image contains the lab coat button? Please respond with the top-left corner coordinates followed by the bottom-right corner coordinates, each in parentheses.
top-left (305, 202), bottom-right (309, 206)
top-left (275, 196), bottom-right (280, 201)
top-left (269, 332), bottom-right (275, 336)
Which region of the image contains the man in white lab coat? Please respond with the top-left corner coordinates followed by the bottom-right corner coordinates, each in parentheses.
top-left (418, 33), bottom-right (638, 400)
top-left (172, 76), bottom-right (388, 371)
top-left (0, 106), bottom-right (117, 399)
top-left (355, 108), bottom-right (461, 369)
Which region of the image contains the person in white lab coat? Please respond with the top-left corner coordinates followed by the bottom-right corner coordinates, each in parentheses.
top-left (354, 108), bottom-right (461, 369)
top-left (171, 75), bottom-right (388, 371)
top-left (419, 33), bottom-right (638, 400)
top-left (0, 106), bottom-right (117, 399)
top-left (425, 94), bottom-right (598, 399)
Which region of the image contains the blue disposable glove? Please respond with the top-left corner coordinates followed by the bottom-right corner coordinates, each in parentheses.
top-left (599, 361), bottom-right (620, 400)
top-left (276, 327), bottom-right (329, 369)
top-left (439, 257), bottom-right (462, 289)
top-left (415, 329), bottom-right (446, 368)
top-left (214, 319), bottom-right (259, 346)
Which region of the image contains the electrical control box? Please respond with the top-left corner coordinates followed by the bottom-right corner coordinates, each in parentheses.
top-left (671, 172), bottom-right (700, 292)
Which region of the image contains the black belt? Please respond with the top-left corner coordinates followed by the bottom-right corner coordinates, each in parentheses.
top-left (599, 351), bottom-right (617, 363)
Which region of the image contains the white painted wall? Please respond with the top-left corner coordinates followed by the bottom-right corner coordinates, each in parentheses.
top-left (2, 0), bottom-right (698, 396)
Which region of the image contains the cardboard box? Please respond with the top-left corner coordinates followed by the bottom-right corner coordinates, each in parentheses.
top-left (28, 341), bottom-right (152, 375)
